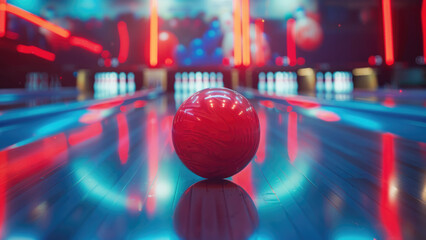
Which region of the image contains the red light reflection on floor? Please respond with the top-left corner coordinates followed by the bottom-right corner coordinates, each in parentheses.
top-left (256, 109), bottom-right (266, 163)
top-left (288, 112), bottom-right (298, 163)
top-left (383, 97), bottom-right (396, 108)
top-left (161, 115), bottom-right (175, 152)
top-left (79, 111), bottom-right (103, 124)
top-left (134, 100), bottom-right (147, 109)
top-left (2, 134), bottom-right (68, 185)
top-left (146, 111), bottom-right (158, 216)
top-left (260, 100), bottom-right (274, 108)
top-left (315, 110), bottom-right (341, 122)
top-left (68, 123), bottom-right (102, 146)
top-left (380, 133), bottom-right (402, 240)
top-left (284, 97), bottom-right (320, 109)
top-left (233, 163), bottom-right (255, 199)
top-left (117, 113), bottom-right (129, 164)
top-left (88, 99), bottom-right (124, 110)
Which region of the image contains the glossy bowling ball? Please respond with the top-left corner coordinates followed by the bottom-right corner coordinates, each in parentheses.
top-left (172, 88), bottom-right (260, 179)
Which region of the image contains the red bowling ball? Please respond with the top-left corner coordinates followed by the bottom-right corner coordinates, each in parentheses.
top-left (172, 88), bottom-right (260, 179)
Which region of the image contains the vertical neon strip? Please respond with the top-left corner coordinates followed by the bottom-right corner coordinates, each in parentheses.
top-left (288, 112), bottom-right (298, 163)
top-left (117, 21), bottom-right (129, 64)
top-left (287, 19), bottom-right (296, 66)
top-left (242, 0), bottom-right (251, 66)
top-left (255, 19), bottom-right (264, 66)
top-left (422, 0), bottom-right (426, 60)
top-left (149, 0), bottom-right (158, 67)
top-left (0, 0), bottom-right (6, 38)
top-left (234, 0), bottom-right (242, 66)
top-left (382, 0), bottom-right (394, 65)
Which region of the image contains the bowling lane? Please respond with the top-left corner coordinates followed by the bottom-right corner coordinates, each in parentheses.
top-left (0, 88), bottom-right (81, 111)
top-left (1, 92), bottom-right (425, 240)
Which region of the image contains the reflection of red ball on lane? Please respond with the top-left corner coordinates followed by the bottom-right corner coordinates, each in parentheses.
top-left (174, 180), bottom-right (259, 240)
top-left (172, 88), bottom-right (260, 179)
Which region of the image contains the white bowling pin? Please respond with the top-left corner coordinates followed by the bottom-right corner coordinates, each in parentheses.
top-left (217, 72), bottom-right (224, 87)
top-left (258, 72), bottom-right (266, 93)
top-left (267, 72), bottom-right (274, 94)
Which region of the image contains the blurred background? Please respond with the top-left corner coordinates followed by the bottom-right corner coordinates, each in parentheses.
top-left (0, 0), bottom-right (424, 89)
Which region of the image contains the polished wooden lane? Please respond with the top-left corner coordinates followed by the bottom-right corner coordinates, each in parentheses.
top-left (0, 91), bottom-right (425, 240)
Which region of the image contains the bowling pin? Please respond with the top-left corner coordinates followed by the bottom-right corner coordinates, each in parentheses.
top-left (275, 72), bottom-right (284, 95)
top-left (210, 72), bottom-right (217, 88)
top-left (112, 72), bottom-right (119, 96)
top-left (333, 72), bottom-right (340, 93)
top-left (182, 72), bottom-right (189, 94)
top-left (203, 72), bottom-right (210, 89)
top-left (189, 72), bottom-right (195, 93)
top-left (94, 73), bottom-right (99, 92)
top-left (293, 72), bottom-right (299, 94)
top-left (258, 72), bottom-right (266, 93)
top-left (217, 73), bottom-right (224, 87)
top-left (128, 72), bottom-right (136, 94)
top-left (119, 72), bottom-right (127, 95)
top-left (325, 72), bottom-right (333, 93)
top-left (349, 72), bottom-right (354, 92)
top-left (175, 72), bottom-right (182, 92)
top-left (266, 72), bottom-right (274, 94)
top-left (316, 72), bottom-right (324, 92)
top-left (283, 72), bottom-right (289, 94)
top-left (195, 72), bottom-right (203, 91)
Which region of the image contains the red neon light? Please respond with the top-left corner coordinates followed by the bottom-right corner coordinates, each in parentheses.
top-left (382, 0), bottom-right (394, 65)
top-left (117, 21), bottom-right (129, 64)
top-left (242, 0), bottom-right (251, 66)
top-left (6, 31), bottom-right (18, 40)
top-left (16, 44), bottom-right (55, 61)
top-left (380, 133), bottom-right (402, 240)
top-left (149, 0), bottom-right (158, 67)
top-left (288, 112), bottom-right (298, 163)
top-left (6, 4), bottom-right (69, 38)
top-left (287, 19), bottom-right (297, 66)
top-left (70, 36), bottom-right (103, 54)
top-left (0, 0), bottom-right (6, 38)
top-left (255, 19), bottom-right (265, 66)
top-left (422, 0), bottom-right (426, 59)
top-left (117, 113), bottom-right (129, 164)
top-left (234, 0), bottom-right (242, 66)
top-left (68, 123), bottom-right (102, 146)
